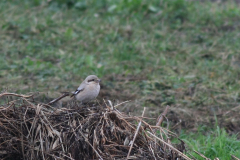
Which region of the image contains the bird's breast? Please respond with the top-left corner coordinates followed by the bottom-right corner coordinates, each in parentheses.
top-left (85, 83), bottom-right (100, 96)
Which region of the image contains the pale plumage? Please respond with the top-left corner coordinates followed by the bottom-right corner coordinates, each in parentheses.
top-left (71, 75), bottom-right (101, 103)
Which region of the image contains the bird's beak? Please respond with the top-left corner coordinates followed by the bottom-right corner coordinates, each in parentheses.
top-left (98, 79), bottom-right (101, 83)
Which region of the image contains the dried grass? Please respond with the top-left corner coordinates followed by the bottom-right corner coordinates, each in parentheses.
top-left (0, 92), bottom-right (190, 160)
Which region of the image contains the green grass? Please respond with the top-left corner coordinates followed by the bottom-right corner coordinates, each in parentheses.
top-left (179, 126), bottom-right (240, 159)
top-left (1, 0), bottom-right (240, 158)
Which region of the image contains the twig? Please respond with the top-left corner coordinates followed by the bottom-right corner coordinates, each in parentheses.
top-left (154, 105), bottom-right (170, 150)
top-left (147, 131), bottom-right (192, 160)
top-left (193, 150), bottom-right (210, 160)
top-left (59, 152), bottom-right (75, 160)
top-left (103, 99), bottom-right (111, 111)
top-left (20, 119), bottom-right (25, 159)
top-left (0, 103), bottom-right (14, 111)
top-left (156, 105), bottom-right (170, 127)
top-left (40, 110), bottom-right (65, 153)
top-left (78, 130), bottom-right (103, 160)
top-left (127, 107), bottom-right (146, 159)
top-left (231, 155), bottom-right (240, 160)
top-left (149, 143), bottom-right (157, 160)
top-left (0, 92), bottom-right (34, 98)
top-left (224, 105), bottom-right (240, 115)
top-left (39, 130), bottom-right (46, 160)
top-left (114, 100), bottom-right (131, 108)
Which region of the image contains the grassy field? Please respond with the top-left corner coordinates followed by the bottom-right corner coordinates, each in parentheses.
top-left (1, 0), bottom-right (240, 159)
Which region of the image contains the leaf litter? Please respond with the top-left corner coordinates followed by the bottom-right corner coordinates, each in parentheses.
top-left (0, 92), bottom-right (223, 160)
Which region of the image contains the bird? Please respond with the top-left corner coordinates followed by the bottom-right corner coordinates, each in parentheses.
top-left (71, 75), bottom-right (101, 104)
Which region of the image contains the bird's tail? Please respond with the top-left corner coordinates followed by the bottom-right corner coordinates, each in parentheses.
top-left (48, 92), bottom-right (70, 105)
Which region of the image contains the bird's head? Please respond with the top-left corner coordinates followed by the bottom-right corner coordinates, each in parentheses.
top-left (85, 75), bottom-right (101, 84)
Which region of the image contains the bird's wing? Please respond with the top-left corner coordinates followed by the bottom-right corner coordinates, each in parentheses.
top-left (70, 82), bottom-right (86, 97)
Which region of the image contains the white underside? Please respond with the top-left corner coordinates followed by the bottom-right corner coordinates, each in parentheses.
top-left (75, 83), bottom-right (100, 103)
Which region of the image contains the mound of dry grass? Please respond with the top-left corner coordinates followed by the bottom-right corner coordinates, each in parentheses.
top-left (0, 92), bottom-right (200, 160)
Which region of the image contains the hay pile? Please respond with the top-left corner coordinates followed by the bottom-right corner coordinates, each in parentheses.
top-left (0, 92), bottom-right (191, 160)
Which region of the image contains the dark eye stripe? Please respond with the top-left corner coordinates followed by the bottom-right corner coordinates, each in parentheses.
top-left (88, 79), bottom-right (95, 82)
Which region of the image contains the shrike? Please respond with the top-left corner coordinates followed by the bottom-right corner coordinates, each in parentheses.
top-left (71, 75), bottom-right (101, 103)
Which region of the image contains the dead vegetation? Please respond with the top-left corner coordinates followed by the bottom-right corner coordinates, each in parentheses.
top-left (0, 92), bottom-right (234, 160)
